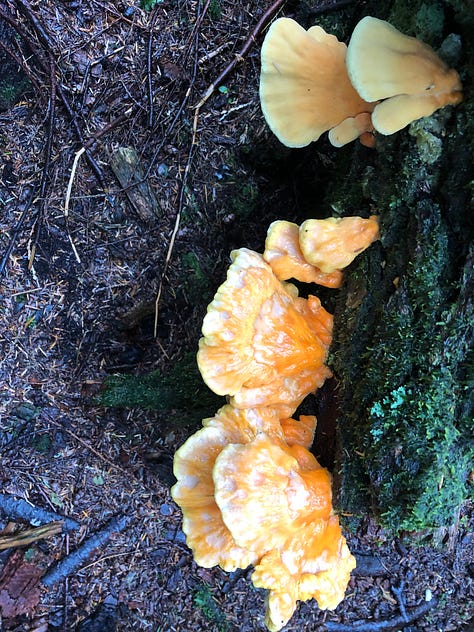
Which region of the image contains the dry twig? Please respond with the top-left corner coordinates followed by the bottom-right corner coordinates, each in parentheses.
top-left (0, 522), bottom-right (63, 550)
top-left (324, 596), bottom-right (439, 631)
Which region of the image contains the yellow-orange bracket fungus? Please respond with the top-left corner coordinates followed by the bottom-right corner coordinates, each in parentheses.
top-left (172, 405), bottom-right (356, 632)
top-left (214, 434), bottom-right (356, 632)
top-left (197, 248), bottom-right (333, 415)
top-left (346, 16), bottom-right (463, 135)
top-left (263, 220), bottom-right (344, 288)
top-left (171, 405), bottom-right (284, 572)
top-left (299, 215), bottom-right (380, 274)
top-left (260, 17), bottom-right (375, 148)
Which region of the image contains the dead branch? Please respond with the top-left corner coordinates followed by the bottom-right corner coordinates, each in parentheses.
top-left (29, 53), bottom-right (56, 269)
top-left (324, 596), bottom-right (438, 631)
top-left (0, 522), bottom-right (63, 550)
top-left (146, 9), bottom-right (159, 128)
top-left (192, 0), bottom-right (287, 113)
top-left (41, 515), bottom-right (133, 588)
top-left (0, 190), bottom-right (35, 278)
top-left (0, 493), bottom-right (80, 533)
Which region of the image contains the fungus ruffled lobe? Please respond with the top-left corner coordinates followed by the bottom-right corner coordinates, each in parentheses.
top-left (214, 434), bottom-right (356, 632)
top-left (260, 17), bottom-right (375, 148)
top-left (299, 215), bottom-right (380, 273)
top-left (346, 16), bottom-right (463, 135)
top-left (197, 248), bottom-right (333, 415)
top-left (263, 220), bottom-right (344, 288)
top-left (172, 406), bottom-right (355, 632)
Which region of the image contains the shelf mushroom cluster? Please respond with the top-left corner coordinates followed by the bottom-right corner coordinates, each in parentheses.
top-left (172, 215), bottom-right (380, 631)
top-left (260, 16), bottom-right (463, 148)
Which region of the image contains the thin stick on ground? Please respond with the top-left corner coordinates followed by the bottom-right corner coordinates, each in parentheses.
top-left (324, 596), bottom-right (439, 631)
top-left (0, 190), bottom-right (35, 278)
top-left (29, 53), bottom-right (57, 270)
top-left (41, 515), bottom-right (133, 588)
top-left (64, 147), bottom-right (86, 264)
top-left (0, 493), bottom-right (80, 533)
top-left (0, 522), bottom-right (64, 551)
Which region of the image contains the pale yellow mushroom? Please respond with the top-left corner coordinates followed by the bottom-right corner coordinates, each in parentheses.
top-left (346, 16), bottom-right (463, 135)
top-left (260, 18), bottom-right (375, 147)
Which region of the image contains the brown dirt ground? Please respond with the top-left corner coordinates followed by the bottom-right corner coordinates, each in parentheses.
top-left (0, 1), bottom-right (473, 631)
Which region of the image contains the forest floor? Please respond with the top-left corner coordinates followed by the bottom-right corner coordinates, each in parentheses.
top-left (0, 0), bottom-right (473, 631)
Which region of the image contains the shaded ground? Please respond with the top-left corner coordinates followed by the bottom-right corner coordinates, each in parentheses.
top-left (0, 0), bottom-right (473, 631)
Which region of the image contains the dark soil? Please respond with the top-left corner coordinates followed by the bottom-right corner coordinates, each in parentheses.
top-left (0, 1), bottom-right (473, 631)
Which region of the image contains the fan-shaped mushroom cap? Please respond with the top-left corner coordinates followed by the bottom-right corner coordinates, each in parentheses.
top-left (260, 18), bottom-right (375, 147)
top-left (198, 248), bottom-right (333, 414)
top-left (171, 405), bottom-right (326, 574)
top-left (171, 405), bottom-right (278, 571)
top-left (264, 220), bottom-right (344, 287)
top-left (253, 517), bottom-right (356, 631)
top-left (299, 216), bottom-right (380, 273)
top-left (346, 16), bottom-right (463, 135)
top-left (213, 433), bottom-right (355, 632)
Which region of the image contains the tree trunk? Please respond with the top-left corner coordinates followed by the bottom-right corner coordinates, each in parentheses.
top-left (327, 0), bottom-right (474, 533)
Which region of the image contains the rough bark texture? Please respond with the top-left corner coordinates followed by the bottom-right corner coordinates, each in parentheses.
top-left (327, 0), bottom-right (474, 533)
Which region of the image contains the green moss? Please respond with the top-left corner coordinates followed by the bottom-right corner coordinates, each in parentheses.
top-left (327, 0), bottom-right (473, 533)
top-left (368, 372), bottom-right (471, 532)
top-left (415, 3), bottom-right (445, 45)
top-left (408, 118), bottom-right (444, 165)
top-left (0, 76), bottom-right (30, 111)
top-left (193, 583), bottom-right (230, 631)
top-left (99, 353), bottom-right (224, 425)
top-left (208, 0), bottom-right (222, 21)
top-left (179, 250), bottom-right (215, 305)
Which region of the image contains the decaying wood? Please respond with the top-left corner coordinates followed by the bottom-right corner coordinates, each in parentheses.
top-left (0, 521), bottom-right (63, 550)
top-left (110, 147), bottom-right (162, 222)
top-left (0, 493), bottom-right (80, 533)
top-left (0, 549), bottom-right (43, 619)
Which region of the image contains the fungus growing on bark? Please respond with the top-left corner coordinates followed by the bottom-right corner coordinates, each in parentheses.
top-left (299, 215), bottom-right (380, 274)
top-left (346, 16), bottom-right (463, 135)
top-left (259, 17), bottom-right (375, 147)
top-left (197, 248), bottom-right (333, 415)
top-left (263, 220), bottom-right (343, 288)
